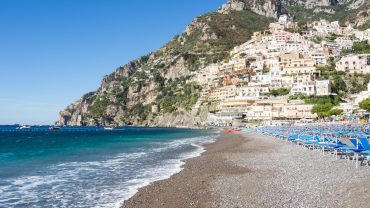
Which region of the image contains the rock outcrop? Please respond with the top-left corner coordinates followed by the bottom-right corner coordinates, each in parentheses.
top-left (218, 0), bottom-right (370, 27)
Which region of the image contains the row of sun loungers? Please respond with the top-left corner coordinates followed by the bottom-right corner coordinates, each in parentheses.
top-left (257, 125), bottom-right (370, 168)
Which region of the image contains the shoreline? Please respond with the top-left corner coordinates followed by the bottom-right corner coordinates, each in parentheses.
top-left (121, 131), bottom-right (247, 208)
top-left (122, 131), bottom-right (370, 208)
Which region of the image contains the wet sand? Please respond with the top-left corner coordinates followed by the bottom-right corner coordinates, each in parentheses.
top-left (122, 131), bottom-right (370, 208)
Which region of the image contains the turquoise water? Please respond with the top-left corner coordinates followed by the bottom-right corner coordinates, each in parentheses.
top-left (0, 126), bottom-right (218, 207)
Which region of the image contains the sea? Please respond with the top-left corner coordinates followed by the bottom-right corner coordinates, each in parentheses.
top-left (0, 125), bottom-right (219, 208)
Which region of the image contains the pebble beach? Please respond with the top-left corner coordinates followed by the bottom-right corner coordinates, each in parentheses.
top-left (122, 131), bottom-right (370, 208)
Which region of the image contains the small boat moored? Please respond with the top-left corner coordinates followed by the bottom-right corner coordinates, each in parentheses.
top-left (49, 126), bottom-right (61, 130)
top-left (16, 125), bottom-right (31, 130)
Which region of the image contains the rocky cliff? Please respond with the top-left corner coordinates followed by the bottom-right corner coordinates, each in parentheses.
top-left (57, 0), bottom-right (370, 127)
top-left (219, 0), bottom-right (370, 27)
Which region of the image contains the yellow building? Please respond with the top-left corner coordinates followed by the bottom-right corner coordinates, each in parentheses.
top-left (208, 86), bottom-right (237, 101)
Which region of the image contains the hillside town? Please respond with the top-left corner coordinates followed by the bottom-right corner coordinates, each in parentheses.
top-left (190, 15), bottom-right (370, 126)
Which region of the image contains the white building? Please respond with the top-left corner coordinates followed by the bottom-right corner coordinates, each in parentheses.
top-left (244, 105), bottom-right (274, 121)
top-left (315, 80), bottom-right (331, 96)
top-left (354, 29), bottom-right (370, 41)
top-left (350, 82), bottom-right (370, 105)
top-left (311, 52), bottom-right (328, 66)
top-left (237, 86), bottom-right (270, 98)
top-left (278, 14), bottom-right (289, 25)
top-left (290, 82), bottom-right (316, 96)
top-left (335, 37), bottom-right (353, 50)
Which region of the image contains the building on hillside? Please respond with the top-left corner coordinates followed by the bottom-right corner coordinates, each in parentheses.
top-left (281, 76), bottom-right (295, 88)
top-left (322, 41), bottom-right (341, 57)
top-left (315, 80), bottom-right (331, 96)
top-left (278, 14), bottom-right (289, 25)
top-left (251, 72), bottom-right (271, 85)
top-left (290, 82), bottom-right (316, 96)
top-left (313, 20), bottom-right (333, 35)
top-left (281, 58), bottom-right (317, 75)
top-left (290, 33), bottom-right (305, 42)
top-left (335, 36), bottom-right (353, 50)
top-left (272, 31), bottom-right (292, 42)
top-left (269, 66), bottom-right (283, 89)
top-left (281, 102), bottom-right (317, 119)
top-left (242, 99), bottom-right (316, 121)
top-left (274, 42), bottom-right (307, 52)
top-left (289, 79), bottom-right (330, 96)
top-left (233, 57), bottom-right (247, 72)
top-left (310, 51), bottom-right (328, 66)
top-left (223, 75), bottom-right (240, 86)
top-left (269, 23), bottom-right (285, 33)
top-left (336, 54), bottom-right (370, 74)
top-left (194, 64), bottom-right (219, 85)
top-left (220, 61), bottom-right (235, 73)
top-left (244, 99), bottom-right (288, 121)
top-left (312, 20), bottom-right (341, 36)
top-left (349, 82), bottom-right (370, 105)
top-left (209, 85), bottom-right (237, 101)
top-left (244, 105), bottom-right (274, 121)
top-left (338, 83), bottom-right (370, 115)
top-left (279, 51), bottom-right (300, 66)
top-left (216, 99), bottom-right (257, 120)
top-left (237, 86), bottom-right (270, 98)
top-left (354, 29), bottom-right (370, 41)
top-left (293, 74), bottom-right (315, 83)
top-left (339, 102), bottom-right (357, 115)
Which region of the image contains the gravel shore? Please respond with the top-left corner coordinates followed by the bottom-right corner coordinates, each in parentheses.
top-left (122, 131), bottom-right (370, 208)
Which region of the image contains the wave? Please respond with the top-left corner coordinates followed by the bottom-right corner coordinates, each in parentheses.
top-left (0, 131), bottom-right (219, 208)
top-left (120, 134), bottom-right (218, 204)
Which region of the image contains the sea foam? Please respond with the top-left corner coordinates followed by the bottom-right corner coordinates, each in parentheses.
top-left (0, 128), bottom-right (218, 208)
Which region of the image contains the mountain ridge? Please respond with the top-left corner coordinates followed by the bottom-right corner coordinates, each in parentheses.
top-left (220, 0), bottom-right (370, 27)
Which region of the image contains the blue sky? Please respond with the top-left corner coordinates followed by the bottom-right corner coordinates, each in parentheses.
top-left (0, 0), bottom-right (226, 125)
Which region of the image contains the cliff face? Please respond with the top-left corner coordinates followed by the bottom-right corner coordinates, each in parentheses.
top-left (57, 0), bottom-right (370, 127)
top-left (219, 0), bottom-right (370, 27)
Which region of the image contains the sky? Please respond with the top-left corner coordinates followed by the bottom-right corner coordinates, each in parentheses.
top-left (0, 0), bottom-right (226, 125)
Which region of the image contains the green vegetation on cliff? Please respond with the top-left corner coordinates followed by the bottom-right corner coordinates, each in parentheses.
top-left (284, 2), bottom-right (370, 28)
top-left (90, 96), bottom-right (111, 118)
top-left (156, 76), bottom-right (201, 113)
top-left (164, 10), bottom-right (273, 66)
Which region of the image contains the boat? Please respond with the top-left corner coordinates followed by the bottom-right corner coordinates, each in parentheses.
top-left (104, 127), bottom-right (114, 130)
top-left (224, 128), bottom-right (242, 133)
top-left (16, 125), bottom-right (31, 130)
top-left (49, 126), bottom-right (61, 130)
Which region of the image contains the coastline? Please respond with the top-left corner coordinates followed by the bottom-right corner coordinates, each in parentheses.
top-left (121, 131), bottom-right (247, 208)
top-left (122, 131), bottom-right (370, 208)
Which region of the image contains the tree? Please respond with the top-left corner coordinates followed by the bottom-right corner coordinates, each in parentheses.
top-left (352, 41), bottom-right (370, 54)
top-left (332, 75), bottom-right (347, 94)
top-left (327, 33), bottom-right (337, 42)
top-left (311, 103), bottom-right (333, 118)
top-left (328, 108), bottom-right (343, 116)
top-left (269, 88), bottom-right (290, 97)
top-left (359, 98), bottom-right (370, 111)
top-left (297, 20), bottom-right (307, 29)
top-left (262, 65), bottom-right (270, 74)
